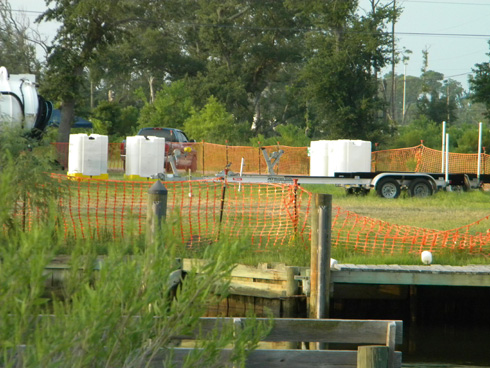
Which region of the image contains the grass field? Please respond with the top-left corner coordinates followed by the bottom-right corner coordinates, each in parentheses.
top-left (300, 184), bottom-right (490, 266)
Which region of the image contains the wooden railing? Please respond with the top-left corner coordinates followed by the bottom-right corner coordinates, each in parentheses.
top-left (152, 317), bottom-right (403, 368)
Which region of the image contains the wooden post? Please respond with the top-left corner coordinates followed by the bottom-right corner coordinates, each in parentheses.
top-left (146, 180), bottom-right (168, 245)
top-left (357, 346), bottom-right (389, 368)
top-left (284, 267), bottom-right (299, 318)
top-left (309, 193), bottom-right (332, 320)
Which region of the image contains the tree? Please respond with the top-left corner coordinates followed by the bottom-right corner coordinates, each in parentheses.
top-left (390, 116), bottom-right (441, 149)
top-left (416, 71), bottom-right (460, 124)
top-left (184, 95), bottom-right (247, 144)
top-left (0, 0), bottom-right (43, 74)
top-left (182, 0), bottom-right (305, 134)
top-left (470, 44), bottom-right (490, 120)
top-left (38, 0), bottom-right (137, 143)
top-left (295, 0), bottom-right (394, 142)
top-left (137, 80), bottom-right (195, 130)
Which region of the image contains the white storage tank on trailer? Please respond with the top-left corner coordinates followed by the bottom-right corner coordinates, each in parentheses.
top-left (215, 140), bottom-right (490, 199)
top-left (0, 66), bottom-right (52, 136)
top-left (309, 140), bottom-right (330, 176)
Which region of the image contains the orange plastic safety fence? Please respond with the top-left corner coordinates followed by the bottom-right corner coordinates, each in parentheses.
top-left (10, 174), bottom-right (490, 256)
top-left (330, 206), bottom-right (490, 255)
top-left (373, 144), bottom-right (490, 174)
top-left (52, 141), bottom-right (490, 176)
top-left (43, 175), bottom-right (311, 248)
top-left (195, 143), bottom-right (309, 175)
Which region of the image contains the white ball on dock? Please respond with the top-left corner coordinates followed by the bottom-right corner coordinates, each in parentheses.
top-left (330, 258), bottom-right (338, 267)
top-left (421, 251), bottom-right (432, 265)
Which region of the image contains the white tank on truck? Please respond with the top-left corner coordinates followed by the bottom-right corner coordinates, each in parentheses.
top-left (0, 66), bottom-right (52, 136)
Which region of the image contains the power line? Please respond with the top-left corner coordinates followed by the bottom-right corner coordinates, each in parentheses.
top-left (398, 31), bottom-right (490, 38)
top-left (404, 0), bottom-right (490, 6)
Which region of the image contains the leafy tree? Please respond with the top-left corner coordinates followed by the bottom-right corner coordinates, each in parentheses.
top-left (184, 96), bottom-right (248, 144)
top-left (293, 0), bottom-right (393, 142)
top-left (38, 0), bottom-right (137, 143)
top-left (137, 80), bottom-right (194, 130)
top-left (274, 124), bottom-right (311, 147)
top-left (90, 101), bottom-right (121, 136)
top-left (416, 71), bottom-right (459, 124)
top-left (470, 45), bottom-right (490, 120)
top-left (183, 0), bottom-right (305, 134)
top-left (390, 116), bottom-right (442, 149)
top-left (448, 123), bottom-right (490, 153)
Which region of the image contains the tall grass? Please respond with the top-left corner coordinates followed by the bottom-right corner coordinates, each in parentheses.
top-left (1, 135), bottom-right (270, 368)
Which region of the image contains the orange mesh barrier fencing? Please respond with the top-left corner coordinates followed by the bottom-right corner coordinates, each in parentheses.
top-left (41, 175), bottom-right (312, 248)
top-left (196, 143), bottom-right (309, 175)
top-left (52, 141), bottom-right (490, 176)
top-left (373, 144), bottom-right (490, 174)
top-left (372, 146), bottom-right (423, 172)
top-left (331, 206), bottom-right (490, 256)
top-left (10, 175), bottom-right (490, 256)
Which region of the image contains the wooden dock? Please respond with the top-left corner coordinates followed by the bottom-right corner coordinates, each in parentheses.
top-left (331, 264), bottom-right (490, 287)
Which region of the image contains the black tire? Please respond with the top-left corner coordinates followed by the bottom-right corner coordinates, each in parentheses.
top-left (376, 178), bottom-right (401, 199)
top-left (408, 178), bottom-right (433, 197)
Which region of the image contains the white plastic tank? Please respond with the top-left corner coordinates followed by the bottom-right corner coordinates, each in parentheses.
top-left (0, 67), bottom-right (39, 130)
top-left (125, 135), bottom-right (165, 179)
top-left (326, 140), bottom-right (371, 176)
top-left (68, 134), bottom-right (108, 177)
top-left (309, 140), bottom-right (330, 176)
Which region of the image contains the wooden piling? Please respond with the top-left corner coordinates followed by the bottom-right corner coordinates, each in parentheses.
top-left (357, 346), bottom-right (389, 368)
top-left (309, 193), bottom-right (332, 320)
top-left (146, 180), bottom-right (168, 245)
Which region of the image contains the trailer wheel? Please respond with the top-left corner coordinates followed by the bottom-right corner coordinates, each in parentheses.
top-left (376, 178), bottom-right (401, 199)
top-left (408, 178), bottom-right (433, 197)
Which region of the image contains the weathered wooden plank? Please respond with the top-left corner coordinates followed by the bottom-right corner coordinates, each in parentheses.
top-left (331, 269), bottom-right (490, 287)
top-left (229, 280), bottom-right (287, 298)
top-left (183, 259), bottom-right (289, 281)
top-left (176, 318), bottom-right (403, 345)
top-left (148, 348), bottom-right (402, 368)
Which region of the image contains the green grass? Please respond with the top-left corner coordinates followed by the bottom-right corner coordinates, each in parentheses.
top-left (300, 184), bottom-right (490, 266)
top-left (304, 184), bottom-right (490, 231)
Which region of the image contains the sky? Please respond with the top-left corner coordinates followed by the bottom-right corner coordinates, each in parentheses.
top-left (8, 0), bottom-right (490, 92)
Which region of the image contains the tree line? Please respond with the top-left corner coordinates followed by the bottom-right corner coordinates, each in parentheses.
top-left (2, 0), bottom-right (490, 153)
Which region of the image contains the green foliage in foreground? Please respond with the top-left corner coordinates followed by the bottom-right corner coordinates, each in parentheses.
top-left (0, 149), bottom-right (271, 367)
top-left (0, 221), bottom-right (270, 367)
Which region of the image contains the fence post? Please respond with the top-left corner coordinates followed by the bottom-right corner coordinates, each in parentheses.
top-left (357, 346), bottom-right (389, 368)
top-left (146, 180), bottom-right (168, 245)
top-left (201, 140), bottom-right (205, 175)
top-left (309, 193), bottom-right (332, 321)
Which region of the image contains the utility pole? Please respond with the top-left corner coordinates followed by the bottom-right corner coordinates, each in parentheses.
top-left (391, 0), bottom-right (396, 122)
top-left (402, 61), bottom-right (407, 123)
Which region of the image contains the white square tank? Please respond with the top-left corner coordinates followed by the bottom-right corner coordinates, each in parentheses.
top-left (309, 140), bottom-right (330, 176)
top-left (125, 135), bottom-right (165, 178)
top-left (327, 140), bottom-right (371, 176)
top-left (68, 134), bottom-right (108, 176)
top-left (309, 139), bottom-right (371, 177)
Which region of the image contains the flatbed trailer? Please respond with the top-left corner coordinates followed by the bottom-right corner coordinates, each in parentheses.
top-left (163, 146), bottom-right (490, 198)
top-left (214, 170), bottom-right (490, 199)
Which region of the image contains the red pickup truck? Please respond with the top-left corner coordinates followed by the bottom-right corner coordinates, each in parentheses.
top-left (121, 127), bottom-right (197, 172)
